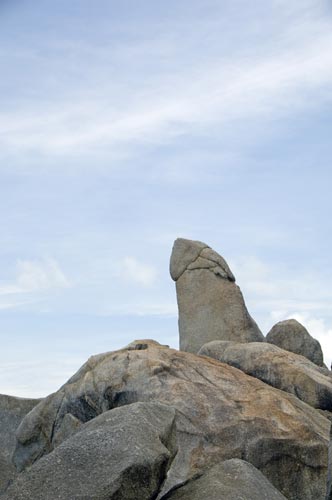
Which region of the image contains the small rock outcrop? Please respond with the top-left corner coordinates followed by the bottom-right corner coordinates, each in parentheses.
top-left (266, 318), bottom-right (324, 366)
top-left (0, 394), bottom-right (41, 494)
top-left (198, 341), bottom-right (332, 410)
top-left (11, 340), bottom-right (330, 500)
top-left (164, 459), bottom-right (287, 500)
top-left (170, 238), bottom-right (264, 353)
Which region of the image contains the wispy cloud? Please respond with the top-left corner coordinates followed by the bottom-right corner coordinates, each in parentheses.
top-left (0, 258), bottom-right (71, 296)
top-left (119, 257), bottom-right (158, 287)
top-left (1, 3), bottom-right (332, 163)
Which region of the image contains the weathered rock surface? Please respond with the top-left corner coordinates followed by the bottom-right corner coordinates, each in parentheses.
top-left (198, 340), bottom-right (332, 410)
top-left (318, 410), bottom-right (332, 423)
top-left (0, 394), bottom-right (41, 494)
top-left (12, 340), bottom-right (330, 500)
top-left (164, 459), bottom-right (287, 500)
top-left (327, 422), bottom-right (332, 500)
top-left (170, 238), bottom-right (264, 353)
top-left (266, 318), bottom-right (324, 367)
top-left (4, 402), bottom-right (176, 500)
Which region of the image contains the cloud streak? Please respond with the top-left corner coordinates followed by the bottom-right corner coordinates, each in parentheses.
top-left (1, 3), bottom-right (332, 163)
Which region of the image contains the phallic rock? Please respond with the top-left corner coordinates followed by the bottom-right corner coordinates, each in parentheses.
top-left (13, 340), bottom-right (330, 500)
top-left (163, 459), bottom-right (287, 500)
top-left (266, 319), bottom-right (324, 367)
top-left (198, 341), bottom-right (332, 410)
top-left (170, 238), bottom-right (264, 353)
top-left (0, 394), bottom-right (41, 494)
top-left (4, 402), bottom-right (176, 500)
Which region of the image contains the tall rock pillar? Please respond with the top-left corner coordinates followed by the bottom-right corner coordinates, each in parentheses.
top-left (170, 238), bottom-right (264, 353)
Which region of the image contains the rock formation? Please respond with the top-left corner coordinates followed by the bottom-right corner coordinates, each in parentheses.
top-left (170, 238), bottom-right (264, 353)
top-left (10, 340), bottom-right (330, 500)
top-left (198, 340), bottom-right (332, 410)
top-left (1, 239), bottom-right (331, 500)
top-left (0, 394), bottom-right (41, 494)
top-left (266, 318), bottom-right (324, 367)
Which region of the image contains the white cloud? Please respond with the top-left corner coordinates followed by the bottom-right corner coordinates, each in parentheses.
top-left (0, 258), bottom-right (71, 296)
top-left (16, 258), bottom-right (70, 291)
top-left (120, 257), bottom-right (157, 287)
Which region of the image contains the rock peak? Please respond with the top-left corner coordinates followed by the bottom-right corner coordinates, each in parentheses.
top-left (170, 238), bottom-right (263, 353)
top-left (170, 237), bottom-right (235, 282)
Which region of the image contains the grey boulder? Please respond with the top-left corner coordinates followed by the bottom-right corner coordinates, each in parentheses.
top-left (198, 340), bottom-right (332, 410)
top-left (266, 318), bottom-right (324, 367)
top-left (3, 402), bottom-right (176, 500)
top-left (12, 340), bottom-right (330, 500)
top-left (0, 394), bottom-right (41, 494)
top-left (164, 459), bottom-right (287, 500)
top-left (170, 238), bottom-right (264, 353)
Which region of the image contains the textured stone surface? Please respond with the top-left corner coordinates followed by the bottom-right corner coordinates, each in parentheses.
top-left (170, 238), bottom-right (264, 353)
top-left (0, 394), bottom-right (41, 494)
top-left (4, 402), bottom-right (176, 500)
top-left (198, 340), bottom-right (332, 410)
top-left (266, 319), bottom-right (324, 366)
top-left (13, 340), bottom-right (330, 500)
top-left (327, 423), bottom-right (332, 500)
top-left (164, 459), bottom-right (287, 500)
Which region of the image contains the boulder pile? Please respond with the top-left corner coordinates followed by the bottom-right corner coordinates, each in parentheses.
top-left (0, 238), bottom-right (331, 500)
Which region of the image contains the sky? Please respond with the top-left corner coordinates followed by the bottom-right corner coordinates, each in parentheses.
top-left (0, 0), bottom-right (332, 397)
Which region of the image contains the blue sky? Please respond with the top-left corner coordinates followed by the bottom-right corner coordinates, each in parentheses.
top-left (1, 0), bottom-right (332, 397)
